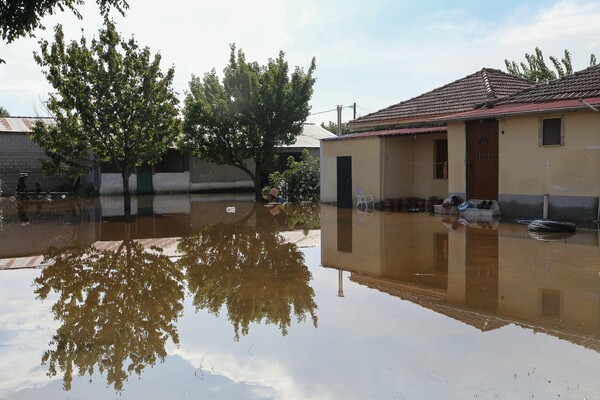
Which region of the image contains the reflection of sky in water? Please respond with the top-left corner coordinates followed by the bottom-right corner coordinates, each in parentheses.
top-left (1, 247), bottom-right (600, 399)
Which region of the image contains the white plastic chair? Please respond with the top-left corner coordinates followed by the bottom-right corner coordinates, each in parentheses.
top-left (355, 187), bottom-right (374, 211)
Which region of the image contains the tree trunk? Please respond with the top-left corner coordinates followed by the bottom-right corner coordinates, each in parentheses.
top-left (253, 163), bottom-right (263, 201)
top-left (121, 169), bottom-right (132, 218)
top-left (233, 162), bottom-right (262, 202)
top-left (252, 176), bottom-right (263, 201)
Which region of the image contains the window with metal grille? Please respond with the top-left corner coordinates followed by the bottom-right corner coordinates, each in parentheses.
top-left (540, 117), bottom-right (563, 146)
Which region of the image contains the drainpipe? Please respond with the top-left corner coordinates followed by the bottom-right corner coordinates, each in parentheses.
top-left (579, 98), bottom-right (600, 113)
top-left (381, 139), bottom-right (386, 203)
top-left (543, 194), bottom-right (549, 219)
top-left (578, 99), bottom-right (600, 222)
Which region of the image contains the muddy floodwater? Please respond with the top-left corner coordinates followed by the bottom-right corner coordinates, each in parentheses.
top-left (1, 194), bottom-right (600, 399)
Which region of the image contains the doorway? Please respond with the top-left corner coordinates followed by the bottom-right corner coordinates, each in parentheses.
top-left (136, 164), bottom-right (153, 195)
top-left (336, 156), bottom-right (352, 208)
top-left (467, 120), bottom-right (499, 200)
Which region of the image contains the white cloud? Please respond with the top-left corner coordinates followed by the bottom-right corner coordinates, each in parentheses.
top-left (171, 347), bottom-right (320, 400)
top-left (497, 0), bottom-right (600, 70)
top-left (1, 0), bottom-right (600, 123)
top-left (499, 1), bottom-right (600, 46)
top-left (0, 274), bottom-right (60, 397)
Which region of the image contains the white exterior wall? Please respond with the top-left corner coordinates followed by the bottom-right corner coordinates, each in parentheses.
top-left (153, 172), bottom-right (191, 193)
top-left (100, 173), bottom-right (137, 195)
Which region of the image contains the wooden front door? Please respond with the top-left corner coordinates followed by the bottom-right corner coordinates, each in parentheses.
top-left (467, 120), bottom-right (499, 200)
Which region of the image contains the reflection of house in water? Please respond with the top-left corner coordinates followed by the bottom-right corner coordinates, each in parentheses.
top-left (321, 205), bottom-right (600, 351)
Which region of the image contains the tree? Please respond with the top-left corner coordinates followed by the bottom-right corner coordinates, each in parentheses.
top-left (264, 148), bottom-right (320, 202)
top-left (0, 0), bottom-right (128, 44)
top-left (321, 121), bottom-right (350, 135)
top-left (177, 207), bottom-right (318, 340)
top-left (0, 106), bottom-right (9, 116)
top-left (181, 45), bottom-right (316, 201)
top-left (505, 47), bottom-right (597, 83)
top-left (31, 20), bottom-right (180, 212)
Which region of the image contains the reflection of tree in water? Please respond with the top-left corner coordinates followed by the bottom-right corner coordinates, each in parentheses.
top-left (34, 238), bottom-right (184, 392)
top-left (178, 219), bottom-right (318, 340)
top-left (280, 202), bottom-right (320, 233)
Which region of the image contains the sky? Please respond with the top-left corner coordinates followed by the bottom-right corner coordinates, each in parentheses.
top-left (1, 0), bottom-right (600, 125)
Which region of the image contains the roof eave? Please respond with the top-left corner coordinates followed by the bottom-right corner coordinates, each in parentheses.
top-left (433, 102), bottom-right (600, 123)
top-left (322, 127), bottom-right (447, 142)
top-left (349, 113), bottom-right (458, 132)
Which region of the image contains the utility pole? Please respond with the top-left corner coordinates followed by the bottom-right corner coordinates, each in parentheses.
top-left (338, 270), bottom-right (345, 297)
top-left (353, 102), bottom-right (356, 120)
top-left (336, 105), bottom-right (343, 136)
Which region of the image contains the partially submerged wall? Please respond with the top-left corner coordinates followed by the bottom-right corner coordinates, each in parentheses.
top-left (0, 132), bottom-right (70, 195)
top-left (320, 137), bottom-right (382, 203)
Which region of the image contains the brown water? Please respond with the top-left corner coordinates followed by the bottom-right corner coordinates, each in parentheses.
top-left (1, 195), bottom-right (599, 399)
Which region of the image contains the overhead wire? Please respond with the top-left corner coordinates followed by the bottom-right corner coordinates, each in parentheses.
top-left (308, 104), bottom-right (356, 117)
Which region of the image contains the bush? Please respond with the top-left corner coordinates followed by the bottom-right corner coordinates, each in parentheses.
top-left (264, 149), bottom-right (320, 202)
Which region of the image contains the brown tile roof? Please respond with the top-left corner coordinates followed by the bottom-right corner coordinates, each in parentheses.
top-left (434, 65), bottom-right (600, 122)
top-left (495, 64), bottom-right (600, 105)
top-left (350, 68), bottom-right (534, 126)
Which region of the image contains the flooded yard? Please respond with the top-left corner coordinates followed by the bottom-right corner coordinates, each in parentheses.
top-left (1, 195), bottom-right (599, 399)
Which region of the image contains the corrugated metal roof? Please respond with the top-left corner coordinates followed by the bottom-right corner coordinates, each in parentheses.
top-left (0, 117), bottom-right (54, 132)
top-left (282, 123), bottom-right (337, 148)
top-left (322, 125), bottom-right (447, 141)
top-left (433, 97), bottom-right (600, 122)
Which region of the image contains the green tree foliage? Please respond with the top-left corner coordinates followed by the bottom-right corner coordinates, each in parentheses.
top-left (34, 238), bottom-right (184, 392)
top-left (505, 47), bottom-right (597, 83)
top-left (0, 106), bottom-right (9, 116)
top-left (177, 207), bottom-right (318, 340)
top-left (321, 121), bottom-right (350, 135)
top-left (0, 0), bottom-right (128, 44)
top-left (31, 20), bottom-right (180, 210)
top-left (181, 45), bottom-right (316, 201)
top-left (280, 202), bottom-right (321, 234)
top-left (264, 148), bottom-right (320, 202)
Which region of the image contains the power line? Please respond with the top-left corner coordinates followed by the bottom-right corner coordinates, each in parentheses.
top-left (309, 104), bottom-right (355, 117)
top-left (356, 105), bottom-right (374, 113)
top-left (308, 108), bottom-right (337, 116)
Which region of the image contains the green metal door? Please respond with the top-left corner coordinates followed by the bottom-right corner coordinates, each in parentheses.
top-left (336, 156), bottom-right (352, 208)
top-left (136, 165), bottom-right (153, 195)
